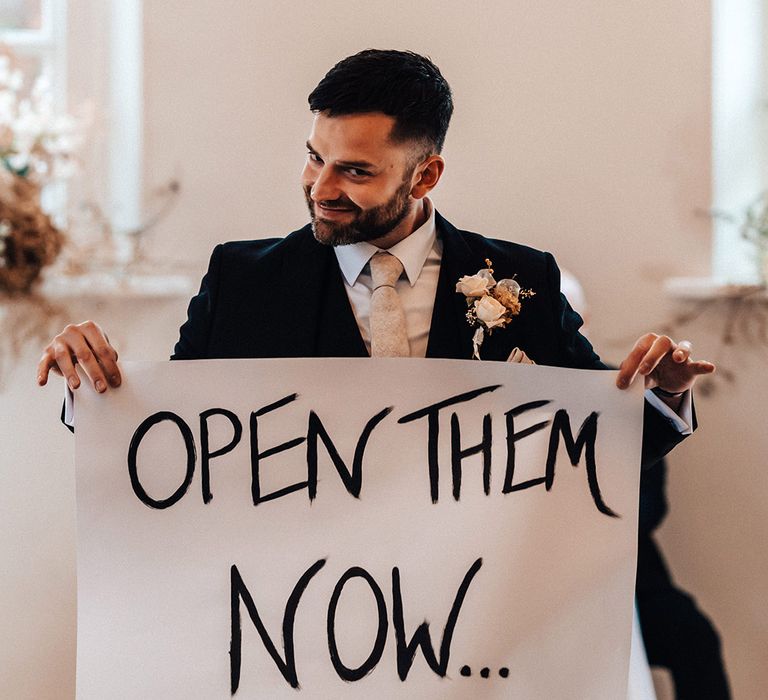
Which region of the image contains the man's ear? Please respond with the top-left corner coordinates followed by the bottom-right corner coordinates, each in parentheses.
top-left (410, 155), bottom-right (445, 199)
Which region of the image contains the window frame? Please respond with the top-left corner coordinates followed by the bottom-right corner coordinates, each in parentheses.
top-left (711, 0), bottom-right (768, 284)
top-left (1, 0), bottom-right (144, 240)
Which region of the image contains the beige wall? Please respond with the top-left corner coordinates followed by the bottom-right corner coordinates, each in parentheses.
top-left (3, 1), bottom-right (765, 698)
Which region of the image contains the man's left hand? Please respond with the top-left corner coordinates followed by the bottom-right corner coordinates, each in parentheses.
top-left (616, 333), bottom-right (716, 393)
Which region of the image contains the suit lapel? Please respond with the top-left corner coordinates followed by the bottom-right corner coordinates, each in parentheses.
top-left (278, 226), bottom-right (367, 358)
top-left (427, 213), bottom-right (526, 362)
top-left (316, 257), bottom-right (369, 358)
top-left (426, 214), bottom-right (478, 359)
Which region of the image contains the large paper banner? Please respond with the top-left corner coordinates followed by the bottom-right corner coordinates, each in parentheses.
top-left (75, 358), bottom-right (643, 699)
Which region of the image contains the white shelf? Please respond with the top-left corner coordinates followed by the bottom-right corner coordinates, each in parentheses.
top-left (39, 271), bottom-right (197, 300)
top-left (663, 276), bottom-right (767, 301)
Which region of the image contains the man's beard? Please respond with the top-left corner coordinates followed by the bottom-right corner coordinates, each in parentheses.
top-left (303, 177), bottom-right (413, 246)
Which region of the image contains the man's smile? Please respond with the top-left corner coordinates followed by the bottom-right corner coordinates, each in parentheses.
top-left (316, 202), bottom-right (357, 218)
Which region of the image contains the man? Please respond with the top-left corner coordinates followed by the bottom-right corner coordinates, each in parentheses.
top-left (37, 49), bottom-right (713, 465)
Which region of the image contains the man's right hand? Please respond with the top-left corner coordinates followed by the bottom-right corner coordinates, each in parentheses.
top-left (37, 320), bottom-right (121, 393)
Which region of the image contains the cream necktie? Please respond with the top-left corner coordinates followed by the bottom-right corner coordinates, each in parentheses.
top-left (369, 251), bottom-right (410, 357)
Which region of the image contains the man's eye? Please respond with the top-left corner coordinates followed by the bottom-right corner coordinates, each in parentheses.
top-left (307, 152), bottom-right (322, 163)
top-left (346, 168), bottom-right (370, 178)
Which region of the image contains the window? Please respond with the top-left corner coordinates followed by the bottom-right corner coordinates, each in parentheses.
top-left (711, 0), bottom-right (768, 283)
top-left (0, 1), bottom-right (65, 90)
top-left (1, 0), bottom-right (68, 218)
top-left (1, 0), bottom-right (143, 238)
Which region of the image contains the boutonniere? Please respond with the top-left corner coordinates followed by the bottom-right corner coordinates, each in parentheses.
top-left (455, 259), bottom-right (535, 360)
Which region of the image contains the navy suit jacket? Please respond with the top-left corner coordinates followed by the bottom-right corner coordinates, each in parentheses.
top-left (172, 211), bottom-right (686, 467)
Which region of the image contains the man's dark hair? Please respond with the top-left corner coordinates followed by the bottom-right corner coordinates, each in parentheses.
top-left (308, 49), bottom-right (453, 155)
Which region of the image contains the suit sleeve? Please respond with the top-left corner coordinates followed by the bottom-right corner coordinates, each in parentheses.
top-left (171, 244), bottom-right (223, 360)
top-left (543, 252), bottom-right (690, 469)
top-left (544, 252), bottom-right (603, 370)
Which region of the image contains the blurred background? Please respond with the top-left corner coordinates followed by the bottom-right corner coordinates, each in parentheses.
top-left (1, 1), bottom-right (766, 698)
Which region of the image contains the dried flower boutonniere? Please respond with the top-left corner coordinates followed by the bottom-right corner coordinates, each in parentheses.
top-left (455, 259), bottom-right (535, 359)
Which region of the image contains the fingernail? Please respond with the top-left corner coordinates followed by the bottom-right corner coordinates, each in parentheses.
top-left (111, 374), bottom-right (121, 386)
top-left (68, 377), bottom-right (79, 390)
top-left (675, 351), bottom-right (684, 360)
top-left (639, 363), bottom-right (650, 373)
top-left (617, 378), bottom-right (628, 389)
top-left (96, 380), bottom-right (105, 392)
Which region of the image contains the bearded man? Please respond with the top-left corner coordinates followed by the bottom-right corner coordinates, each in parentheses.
top-left (40, 50), bottom-right (712, 484)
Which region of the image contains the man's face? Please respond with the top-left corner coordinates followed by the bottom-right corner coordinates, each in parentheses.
top-left (301, 112), bottom-right (420, 246)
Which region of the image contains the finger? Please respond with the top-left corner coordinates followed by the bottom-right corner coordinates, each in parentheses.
top-left (637, 335), bottom-right (675, 377)
top-left (37, 351), bottom-right (55, 386)
top-left (104, 332), bottom-right (118, 362)
top-left (672, 340), bottom-right (692, 363)
top-left (689, 360), bottom-right (716, 375)
top-left (78, 321), bottom-right (121, 386)
top-left (50, 341), bottom-right (81, 391)
top-left (617, 333), bottom-right (657, 388)
top-left (37, 352), bottom-right (65, 385)
top-left (66, 332), bottom-right (110, 393)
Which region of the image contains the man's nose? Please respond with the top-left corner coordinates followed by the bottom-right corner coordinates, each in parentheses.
top-left (309, 165), bottom-right (341, 203)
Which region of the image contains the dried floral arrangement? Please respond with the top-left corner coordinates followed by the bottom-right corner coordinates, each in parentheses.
top-left (0, 48), bottom-right (91, 384)
top-left (0, 49), bottom-right (86, 296)
top-left (0, 172), bottom-right (64, 294)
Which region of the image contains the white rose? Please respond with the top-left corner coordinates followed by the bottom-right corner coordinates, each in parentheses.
top-left (474, 295), bottom-right (507, 328)
top-left (456, 273), bottom-right (493, 297)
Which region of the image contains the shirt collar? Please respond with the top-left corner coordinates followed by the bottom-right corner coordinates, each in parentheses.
top-left (334, 197), bottom-right (437, 287)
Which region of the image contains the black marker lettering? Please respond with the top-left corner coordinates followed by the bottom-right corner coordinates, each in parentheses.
top-left (127, 411), bottom-right (196, 509)
top-left (546, 409), bottom-right (618, 517)
top-left (250, 394), bottom-right (307, 506)
top-left (391, 558), bottom-right (483, 680)
top-left (307, 407), bottom-right (392, 500)
top-left (229, 559), bottom-right (326, 694)
top-left (398, 385), bottom-right (501, 503)
top-left (450, 412), bottom-right (492, 500)
top-left (200, 408), bottom-right (242, 504)
top-left (503, 400), bottom-right (552, 493)
top-left (327, 567), bottom-right (388, 682)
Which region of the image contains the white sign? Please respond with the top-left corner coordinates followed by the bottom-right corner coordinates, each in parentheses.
top-left (75, 358), bottom-right (643, 699)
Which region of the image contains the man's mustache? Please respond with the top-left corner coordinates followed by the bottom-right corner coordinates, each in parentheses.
top-left (303, 186), bottom-right (360, 214)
